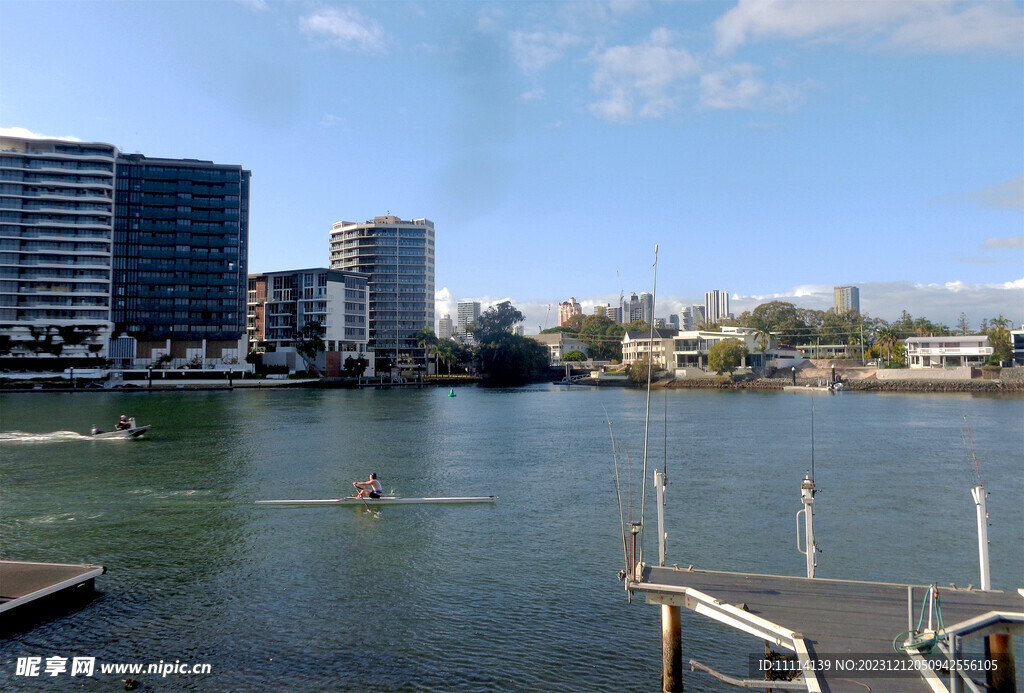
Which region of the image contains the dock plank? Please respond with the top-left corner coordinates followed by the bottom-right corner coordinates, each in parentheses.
top-left (638, 566), bottom-right (1023, 692)
top-left (0, 560), bottom-right (106, 614)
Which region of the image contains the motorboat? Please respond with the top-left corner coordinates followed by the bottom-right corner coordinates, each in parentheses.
top-left (89, 418), bottom-right (150, 439)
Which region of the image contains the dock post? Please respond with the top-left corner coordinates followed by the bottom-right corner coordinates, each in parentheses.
top-left (662, 603), bottom-right (683, 692)
top-left (985, 635), bottom-right (1016, 693)
top-left (655, 470), bottom-right (682, 690)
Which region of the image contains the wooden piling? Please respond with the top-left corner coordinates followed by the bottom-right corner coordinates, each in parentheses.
top-left (661, 603), bottom-right (683, 692)
top-left (985, 634), bottom-right (1017, 693)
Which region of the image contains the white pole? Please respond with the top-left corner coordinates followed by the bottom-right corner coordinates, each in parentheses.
top-left (656, 470), bottom-right (667, 566)
top-left (971, 485), bottom-right (991, 591)
top-left (800, 474), bottom-right (816, 578)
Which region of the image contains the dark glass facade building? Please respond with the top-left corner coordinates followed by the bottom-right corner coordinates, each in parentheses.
top-left (112, 155), bottom-right (250, 355)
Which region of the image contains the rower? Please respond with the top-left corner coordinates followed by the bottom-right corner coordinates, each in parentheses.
top-left (353, 473), bottom-right (382, 499)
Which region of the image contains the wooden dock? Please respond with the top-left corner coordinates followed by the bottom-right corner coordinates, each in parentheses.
top-left (632, 565), bottom-right (1024, 692)
top-left (0, 560), bottom-right (105, 620)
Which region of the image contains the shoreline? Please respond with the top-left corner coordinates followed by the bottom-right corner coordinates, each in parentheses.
top-left (1, 377), bottom-right (1020, 394)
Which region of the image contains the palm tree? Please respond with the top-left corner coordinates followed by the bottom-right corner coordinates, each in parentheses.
top-left (415, 327), bottom-right (438, 375)
top-left (875, 326), bottom-right (901, 366)
top-left (435, 338), bottom-right (461, 376)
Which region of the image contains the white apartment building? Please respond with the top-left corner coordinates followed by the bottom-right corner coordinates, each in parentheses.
top-left (704, 290), bottom-right (730, 325)
top-left (438, 314), bottom-right (454, 340)
top-left (905, 335), bottom-right (992, 368)
top-left (457, 300), bottom-right (480, 340)
top-left (329, 215), bottom-right (435, 371)
top-left (0, 135), bottom-right (117, 359)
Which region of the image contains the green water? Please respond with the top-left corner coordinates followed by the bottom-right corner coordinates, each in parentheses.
top-left (1, 387), bottom-right (1021, 691)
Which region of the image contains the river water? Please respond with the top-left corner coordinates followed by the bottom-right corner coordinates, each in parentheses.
top-left (1, 386), bottom-right (1021, 691)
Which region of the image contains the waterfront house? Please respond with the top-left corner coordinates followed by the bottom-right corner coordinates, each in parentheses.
top-left (905, 335), bottom-right (992, 368)
top-left (530, 333), bottom-right (588, 364)
top-left (621, 328), bottom-right (679, 368)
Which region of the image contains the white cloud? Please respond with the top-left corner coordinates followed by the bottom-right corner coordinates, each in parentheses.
top-left (320, 114), bottom-right (344, 129)
top-left (517, 88), bottom-right (546, 104)
top-left (588, 28), bottom-right (700, 121)
top-left (235, 0), bottom-right (270, 12)
top-left (477, 8), bottom-right (504, 34)
top-left (714, 0), bottom-right (1024, 55)
top-left (981, 235), bottom-right (1024, 250)
top-left (0, 126), bottom-right (80, 141)
top-left (510, 31), bottom-right (582, 73)
top-left (731, 279), bottom-right (1024, 326)
top-left (699, 63), bottom-right (765, 109)
top-left (970, 176), bottom-right (1024, 211)
top-left (441, 280), bottom-right (1024, 334)
top-left (299, 7), bottom-right (387, 53)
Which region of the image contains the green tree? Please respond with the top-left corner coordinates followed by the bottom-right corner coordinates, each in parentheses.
top-left (472, 301), bottom-right (525, 343)
top-left (561, 350), bottom-right (586, 362)
top-left (296, 321), bottom-right (325, 376)
top-left (627, 357), bottom-right (655, 384)
top-left (708, 338), bottom-right (747, 375)
top-left (415, 327), bottom-right (438, 373)
top-left (435, 338), bottom-right (468, 375)
top-left (472, 302), bottom-right (549, 385)
top-left (987, 324), bottom-right (1012, 366)
top-left (956, 313), bottom-right (970, 335)
top-left (343, 355), bottom-right (369, 377)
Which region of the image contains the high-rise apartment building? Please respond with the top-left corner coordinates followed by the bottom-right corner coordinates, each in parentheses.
top-left (691, 304), bottom-right (706, 328)
top-left (456, 300), bottom-right (480, 339)
top-left (639, 292), bottom-right (654, 326)
top-left (112, 154), bottom-right (250, 366)
top-left (247, 267), bottom-right (368, 364)
top-left (705, 290), bottom-right (730, 325)
top-left (0, 135), bottom-right (117, 359)
top-left (329, 215), bottom-right (435, 370)
top-left (627, 292), bottom-right (642, 323)
top-left (438, 314), bottom-right (453, 340)
top-left (558, 297), bottom-right (582, 326)
top-left (834, 285), bottom-right (860, 314)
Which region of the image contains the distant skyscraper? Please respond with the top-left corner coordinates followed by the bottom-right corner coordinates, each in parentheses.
top-left (680, 307), bottom-right (694, 330)
top-left (692, 305), bottom-right (706, 328)
top-left (329, 215), bottom-right (435, 369)
top-left (438, 314), bottom-right (454, 340)
top-left (456, 300), bottom-right (480, 339)
top-left (558, 297), bottom-right (582, 326)
top-left (0, 135), bottom-right (116, 359)
top-left (607, 306), bottom-right (623, 323)
top-left (628, 292), bottom-right (643, 323)
top-left (834, 285), bottom-right (860, 314)
top-left (639, 292), bottom-right (654, 325)
top-left (705, 290), bottom-right (730, 325)
top-left (593, 303), bottom-right (609, 318)
top-left (667, 314), bottom-right (679, 330)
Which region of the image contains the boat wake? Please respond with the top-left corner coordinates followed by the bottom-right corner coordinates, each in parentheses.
top-left (0, 430), bottom-right (128, 443)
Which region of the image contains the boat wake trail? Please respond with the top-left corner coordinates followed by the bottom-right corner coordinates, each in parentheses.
top-left (0, 430), bottom-right (109, 443)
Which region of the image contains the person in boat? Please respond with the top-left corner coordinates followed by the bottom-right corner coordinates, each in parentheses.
top-left (353, 473), bottom-right (382, 499)
top-left (115, 415), bottom-right (132, 431)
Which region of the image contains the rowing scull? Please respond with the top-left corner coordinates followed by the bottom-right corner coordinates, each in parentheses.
top-left (256, 496), bottom-right (497, 506)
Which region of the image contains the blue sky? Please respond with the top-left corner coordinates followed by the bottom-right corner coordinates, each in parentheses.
top-left (2, 0), bottom-right (1022, 332)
